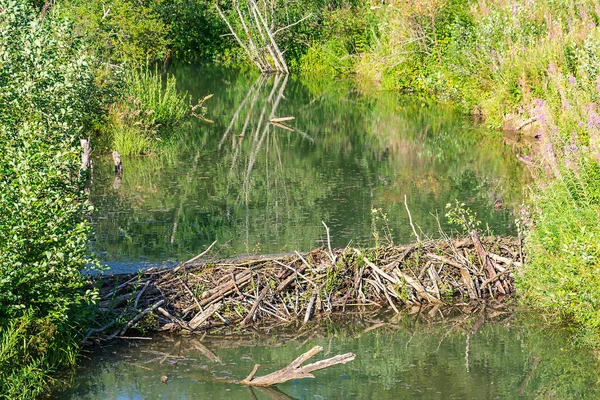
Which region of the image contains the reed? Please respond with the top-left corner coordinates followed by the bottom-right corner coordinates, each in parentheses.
top-left (108, 66), bottom-right (192, 155)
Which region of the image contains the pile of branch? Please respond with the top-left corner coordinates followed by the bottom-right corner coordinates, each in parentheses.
top-left (88, 231), bottom-right (523, 342)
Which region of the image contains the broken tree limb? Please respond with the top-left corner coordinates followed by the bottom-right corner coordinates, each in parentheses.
top-left (190, 302), bottom-right (222, 330)
top-left (405, 194), bottom-right (421, 243)
top-left (516, 116), bottom-right (539, 131)
top-left (80, 138), bottom-right (91, 172)
top-left (470, 231), bottom-right (506, 295)
top-left (242, 285), bottom-right (270, 326)
top-left (240, 345), bottom-right (355, 386)
top-left (108, 299), bottom-right (165, 339)
top-left (269, 116), bottom-right (295, 123)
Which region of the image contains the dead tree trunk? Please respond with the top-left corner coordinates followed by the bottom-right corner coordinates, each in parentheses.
top-left (241, 346), bottom-right (355, 386)
top-left (80, 138), bottom-right (92, 173)
top-left (112, 150), bottom-right (123, 190)
top-left (216, 0), bottom-right (308, 74)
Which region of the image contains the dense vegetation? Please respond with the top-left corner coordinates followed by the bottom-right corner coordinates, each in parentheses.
top-left (0, 2), bottom-right (101, 397)
top-left (3, 0), bottom-right (600, 397)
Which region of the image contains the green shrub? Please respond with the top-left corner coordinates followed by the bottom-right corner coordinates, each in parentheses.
top-left (0, 1), bottom-right (101, 395)
top-left (61, 0), bottom-right (170, 64)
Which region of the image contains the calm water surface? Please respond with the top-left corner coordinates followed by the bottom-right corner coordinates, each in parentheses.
top-left (90, 66), bottom-right (526, 273)
top-left (69, 68), bottom-right (598, 399)
top-left (61, 310), bottom-right (599, 399)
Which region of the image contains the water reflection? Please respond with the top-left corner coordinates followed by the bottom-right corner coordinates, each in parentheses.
top-left (61, 309), bottom-right (600, 399)
top-left (89, 67), bottom-right (526, 272)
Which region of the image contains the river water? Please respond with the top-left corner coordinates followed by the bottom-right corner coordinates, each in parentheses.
top-left (61, 67), bottom-right (592, 399)
top-left (61, 309), bottom-right (599, 399)
top-left (89, 66), bottom-right (526, 273)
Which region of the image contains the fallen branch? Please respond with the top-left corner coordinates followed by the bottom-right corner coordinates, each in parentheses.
top-left (516, 116), bottom-right (539, 131)
top-left (108, 299), bottom-right (165, 339)
top-left (240, 345), bottom-right (355, 386)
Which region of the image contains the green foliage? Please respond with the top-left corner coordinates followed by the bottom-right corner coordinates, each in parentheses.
top-left (445, 200), bottom-right (481, 234)
top-left (0, 312), bottom-right (81, 399)
top-left (107, 67), bottom-right (192, 155)
top-left (61, 0), bottom-right (170, 64)
top-left (0, 0), bottom-right (98, 321)
top-left (521, 152), bottom-right (600, 345)
top-left (296, 2), bottom-right (377, 75)
top-left (153, 0), bottom-right (230, 62)
top-left (61, 0), bottom-right (233, 64)
top-left (0, 1), bottom-right (101, 395)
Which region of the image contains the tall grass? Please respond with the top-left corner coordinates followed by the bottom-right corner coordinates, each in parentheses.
top-left (108, 67), bottom-right (191, 155)
top-left (124, 67), bottom-right (190, 126)
top-left (0, 312), bottom-right (82, 399)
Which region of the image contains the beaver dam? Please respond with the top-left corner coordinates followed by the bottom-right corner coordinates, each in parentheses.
top-left (88, 231), bottom-right (522, 342)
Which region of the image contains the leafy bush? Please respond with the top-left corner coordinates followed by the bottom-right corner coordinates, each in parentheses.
top-left (0, 1), bottom-right (101, 395)
top-left (61, 0), bottom-right (170, 64)
top-left (61, 0), bottom-right (234, 64)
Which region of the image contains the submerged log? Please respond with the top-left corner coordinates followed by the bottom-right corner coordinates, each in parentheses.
top-left (240, 346), bottom-right (355, 386)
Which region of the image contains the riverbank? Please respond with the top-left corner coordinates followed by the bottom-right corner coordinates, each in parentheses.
top-left (87, 233), bottom-right (522, 341)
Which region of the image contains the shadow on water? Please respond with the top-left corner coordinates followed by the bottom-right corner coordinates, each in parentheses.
top-left (89, 66), bottom-right (527, 273)
top-left (61, 309), bottom-right (600, 399)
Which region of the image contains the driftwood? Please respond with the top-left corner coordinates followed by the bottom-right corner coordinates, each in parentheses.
top-left (240, 345), bottom-right (355, 386)
top-left (516, 116), bottom-right (539, 131)
top-left (471, 230), bottom-right (506, 295)
top-left (89, 234), bottom-right (523, 342)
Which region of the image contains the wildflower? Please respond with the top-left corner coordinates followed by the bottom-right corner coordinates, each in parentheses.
top-left (569, 75), bottom-right (577, 86)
